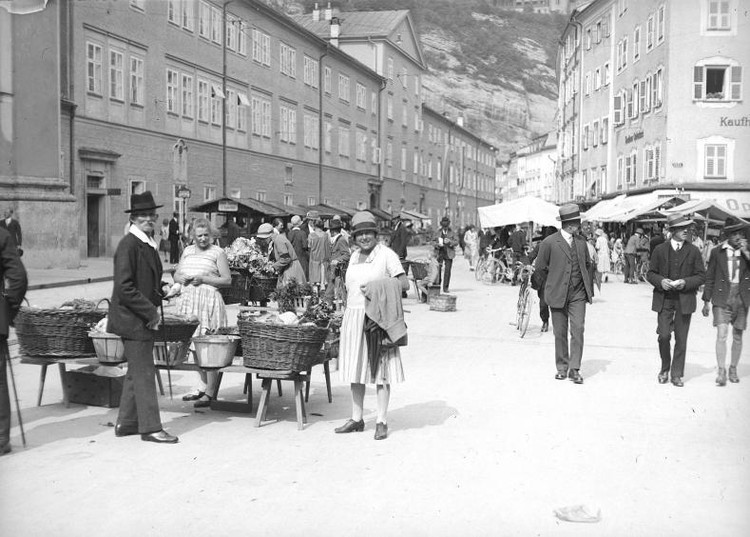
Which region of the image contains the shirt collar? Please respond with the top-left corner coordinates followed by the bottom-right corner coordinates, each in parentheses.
top-left (560, 228), bottom-right (573, 242)
top-left (670, 238), bottom-right (684, 250)
top-left (722, 241), bottom-right (740, 254)
top-left (129, 224), bottom-right (159, 251)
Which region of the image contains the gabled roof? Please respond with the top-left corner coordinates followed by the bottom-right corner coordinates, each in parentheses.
top-left (292, 10), bottom-right (426, 69)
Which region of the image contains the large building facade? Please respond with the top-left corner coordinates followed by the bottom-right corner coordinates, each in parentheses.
top-left (556, 0), bottom-right (750, 215)
top-left (1, 0), bottom-right (496, 267)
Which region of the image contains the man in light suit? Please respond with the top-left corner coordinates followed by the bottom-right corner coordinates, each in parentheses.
top-left (433, 216), bottom-right (458, 293)
top-left (646, 213), bottom-right (706, 387)
top-left (702, 216), bottom-right (750, 386)
top-left (534, 204), bottom-right (593, 384)
top-left (109, 192), bottom-right (178, 443)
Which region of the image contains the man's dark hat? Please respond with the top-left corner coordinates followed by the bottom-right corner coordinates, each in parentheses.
top-left (666, 213), bottom-right (694, 229)
top-left (557, 203), bottom-right (581, 223)
top-left (724, 216), bottom-right (750, 233)
top-left (125, 191), bottom-right (163, 213)
top-left (329, 218), bottom-right (342, 231)
top-left (440, 216), bottom-right (450, 225)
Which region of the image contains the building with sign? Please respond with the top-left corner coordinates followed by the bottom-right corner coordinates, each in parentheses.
top-left (502, 131), bottom-right (558, 202)
top-left (2, 0), bottom-right (496, 265)
top-left (556, 0), bottom-right (750, 216)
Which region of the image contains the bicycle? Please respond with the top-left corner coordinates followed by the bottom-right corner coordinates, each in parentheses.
top-left (515, 264), bottom-right (536, 338)
top-left (635, 257), bottom-right (649, 282)
top-left (476, 247), bottom-right (508, 284)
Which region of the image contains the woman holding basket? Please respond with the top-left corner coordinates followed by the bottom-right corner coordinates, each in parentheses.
top-left (335, 211), bottom-right (409, 440)
top-left (172, 218), bottom-right (231, 408)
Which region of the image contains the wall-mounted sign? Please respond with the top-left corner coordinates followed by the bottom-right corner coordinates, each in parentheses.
top-left (218, 200), bottom-right (238, 212)
top-left (625, 130), bottom-right (644, 144)
top-left (177, 187), bottom-right (191, 199)
top-left (106, 188), bottom-right (121, 195)
top-left (720, 116), bottom-right (749, 127)
top-left (671, 162), bottom-right (684, 168)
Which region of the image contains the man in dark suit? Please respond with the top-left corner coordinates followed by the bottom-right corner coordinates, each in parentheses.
top-left (433, 216), bottom-right (458, 293)
top-left (109, 192), bottom-right (178, 444)
top-left (0, 227), bottom-right (28, 456)
top-left (0, 208), bottom-right (22, 255)
top-left (646, 213), bottom-right (706, 387)
top-left (288, 215), bottom-right (309, 279)
top-left (702, 216), bottom-right (750, 386)
top-left (535, 204), bottom-right (593, 384)
top-left (389, 214), bottom-right (409, 261)
top-left (168, 212), bottom-right (181, 264)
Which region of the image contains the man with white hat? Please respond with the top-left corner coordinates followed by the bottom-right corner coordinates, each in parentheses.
top-left (702, 216), bottom-right (750, 386)
top-left (534, 204), bottom-right (594, 384)
top-left (646, 213), bottom-right (706, 387)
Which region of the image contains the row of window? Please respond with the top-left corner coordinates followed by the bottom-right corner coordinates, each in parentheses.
top-left (584, 63), bottom-right (612, 96)
top-left (615, 142), bottom-right (662, 188)
top-left (582, 117), bottom-right (610, 150)
top-left (613, 69), bottom-right (664, 125)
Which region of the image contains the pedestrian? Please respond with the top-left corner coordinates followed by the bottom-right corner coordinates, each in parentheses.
top-left (168, 212), bottom-right (181, 264)
top-left (288, 215), bottom-right (310, 279)
top-left (587, 234), bottom-right (601, 294)
top-left (463, 225), bottom-right (479, 270)
top-left (172, 218), bottom-right (231, 408)
top-left (624, 228), bottom-right (643, 284)
top-left (534, 204), bottom-right (594, 384)
top-left (389, 214), bottom-right (409, 262)
top-left (0, 225), bottom-right (28, 456)
top-left (416, 248), bottom-right (440, 303)
top-left (508, 224), bottom-right (527, 264)
top-left (702, 216), bottom-right (750, 386)
top-left (308, 218), bottom-right (331, 290)
top-left (335, 211), bottom-right (409, 440)
top-left (159, 218), bottom-right (170, 262)
top-left (478, 227), bottom-right (492, 261)
top-left (649, 226), bottom-right (669, 256)
top-left (646, 213), bottom-right (706, 387)
top-left (0, 208), bottom-right (22, 256)
top-left (225, 216), bottom-right (240, 246)
top-left (433, 216), bottom-right (457, 293)
top-left (595, 228), bottom-right (611, 282)
top-left (325, 218), bottom-right (351, 302)
top-left (528, 226), bottom-right (556, 333)
top-left (109, 191), bottom-right (178, 443)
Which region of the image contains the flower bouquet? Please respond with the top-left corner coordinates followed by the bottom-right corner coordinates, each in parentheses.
top-left (222, 237), bottom-right (278, 303)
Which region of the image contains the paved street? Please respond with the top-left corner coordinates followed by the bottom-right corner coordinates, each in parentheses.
top-left (2, 253), bottom-right (749, 537)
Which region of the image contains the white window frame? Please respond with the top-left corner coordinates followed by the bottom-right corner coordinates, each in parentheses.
top-left (324, 67), bottom-right (332, 94)
top-left (324, 120), bottom-right (332, 153)
top-left (387, 57), bottom-right (394, 80)
top-left (698, 136), bottom-right (734, 180)
top-left (705, 144), bottom-right (727, 178)
top-left (199, 1), bottom-right (211, 39)
top-left (197, 79), bottom-right (209, 122)
top-left (204, 184), bottom-right (217, 202)
top-left (601, 117), bottom-right (609, 144)
top-left (211, 6), bottom-right (222, 44)
top-left (210, 84), bottom-right (221, 125)
top-left (303, 56), bottom-right (319, 88)
top-left (355, 83), bottom-right (366, 109)
top-left (657, 5), bottom-right (665, 44)
top-left (338, 74), bottom-right (350, 102)
top-left (693, 60), bottom-right (742, 102)
top-left (166, 68), bottom-right (179, 114)
top-left (130, 55), bottom-right (144, 105)
top-left (86, 41), bottom-right (103, 95)
top-left (182, 0), bottom-right (194, 31)
top-left (707, 0), bottom-right (732, 31)
top-left (181, 74), bottom-right (194, 118)
top-left (356, 130), bottom-right (367, 162)
top-left (647, 15), bottom-right (655, 51)
top-left (633, 26), bottom-right (641, 62)
top-left (168, 0), bottom-right (179, 25)
top-left (226, 15), bottom-right (237, 51)
top-left (338, 125), bottom-right (350, 157)
top-left (109, 49), bottom-right (124, 101)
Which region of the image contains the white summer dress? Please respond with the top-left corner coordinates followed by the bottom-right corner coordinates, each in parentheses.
top-left (338, 243), bottom-right (406, 385)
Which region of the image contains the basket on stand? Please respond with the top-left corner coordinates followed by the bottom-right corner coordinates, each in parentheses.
top-left (218, 270), bottom-right (253, 305)
top-left (89, 332), bottom-right (126, 365)
top-left (238, 318), bottom-right (328, 371)
top-left (429, 293), bottom-right (457, 312)
top-left (160, 316), bottom-right (200, 341)
top-left (15, 302), bottom-right (109, 357)
top-left (249, 274), bottom-right (278, 302)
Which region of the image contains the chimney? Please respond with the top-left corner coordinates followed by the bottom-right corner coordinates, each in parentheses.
top-left (324, 2), bottom-right (332, 21)
top-left (312, 3), bottom-right (320, 22)
top-left (457, 114), bottom-right (464, 127)
top-left (330, 16), bottom-right (340, 47)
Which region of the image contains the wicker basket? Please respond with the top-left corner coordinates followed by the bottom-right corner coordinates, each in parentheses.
top-left (219, 270), bottom-right (253, 305)
top-left (15, 305), bottom-right (109, 357)
top-left (159, 316), bottom-right (200, 341)
top-left (410, 261), bottom-right (428, 280)
top-left (238, 318), bottom-right (328, 371)
top-left (429, 293), bottom-right (456, 312)
top-left (89, 332), bottom-right (126, 365)
top-left (250, 274), bottom-right (278, 301)
top-left (153, 341), bottom-right (191, 366)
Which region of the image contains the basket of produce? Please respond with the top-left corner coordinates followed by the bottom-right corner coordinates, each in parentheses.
top-left (192, 335), bottom-right (241, 368)
top-left (249, 274), bottom-right (279, 301)
top-left (159, 314), bottom-right (200, 342)
top-left (239, 318), bottom-right (329, 371)
top-left (153, 341), bottom-right (191, 366)
top-left (223, 237), bottom-right (278, 303)
top-left (218, 270), bottom-right (253, 305)
top-left (429, 293), bottom-right (456, 312)
top-left (272, 280), bottom-right (313, 312)
top-left (14, 299), bottom-right (109, 357)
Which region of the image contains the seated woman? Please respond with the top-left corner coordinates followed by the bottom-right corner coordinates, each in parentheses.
top-left (415, 250), bottom-right (440, 303)
top-left (173, 218), bottom-right (231, 408)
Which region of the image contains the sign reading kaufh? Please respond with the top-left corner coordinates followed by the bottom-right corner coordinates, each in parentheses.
top-left (720, 116), bottom-right (750, 127)
top-left (218, 200), bottom-right (238, 212)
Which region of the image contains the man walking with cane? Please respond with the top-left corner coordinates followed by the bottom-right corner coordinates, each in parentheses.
top-left (1, 225), bottom-right (28, 455)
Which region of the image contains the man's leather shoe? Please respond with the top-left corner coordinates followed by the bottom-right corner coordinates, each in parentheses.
top-left (671, 377), bottom-right (684, 387)
top-left (541, 322), bottom-right (549, 333)
top-left (568, 369), bottom-right (584, 384)
top-left (141, 430), bottom-right (179, 444)
top-left (182, 391), bottom-right (205, 402)
top-left (555, 371), bottom-right (567, 380)
top-left (374, 422), bottom-right (388, 440)
top-left (729, 366), bottom-right (739, 383)
top-left (114, 423), bottom-right (139, 437)
top-left (334, 419), bottom-right (364, 433)
top-left (716, 368), bottom-right (727, 387)
top-left (658, 372), bottom-right (669, 384)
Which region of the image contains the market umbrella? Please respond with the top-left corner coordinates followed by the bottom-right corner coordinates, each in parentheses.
top-left (477, 196), bottom-right (560, 228)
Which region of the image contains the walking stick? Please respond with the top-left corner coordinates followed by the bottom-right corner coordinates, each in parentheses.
top-left (4, 347), bottom-right (26, 447)
top-left (159, 301), bottom-right (173, 400)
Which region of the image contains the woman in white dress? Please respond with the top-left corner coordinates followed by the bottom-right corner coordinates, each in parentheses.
top-left (335, 212), bottom-right (409, 440)
top-left (594, 228), bottom-right (611, 282)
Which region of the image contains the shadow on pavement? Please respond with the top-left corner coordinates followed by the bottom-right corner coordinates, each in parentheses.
top-left (387, 400), bottom-right (458, 430)
top-left (581, 358), bottom-right (611, 379)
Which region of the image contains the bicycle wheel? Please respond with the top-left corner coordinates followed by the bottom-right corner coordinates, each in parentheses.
top-left (481, 259), bottom-right (499, 284)
top-left (475, 258), bottom-right (486, 281)
top-left (519, 288), bottom-right (534, 338)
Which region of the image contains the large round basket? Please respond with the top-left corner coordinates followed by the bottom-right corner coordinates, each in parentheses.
top-left (15, 306), bottom-right (108, 357)
top-left (410, 261), bottom-right (428, 281)
top-left (429, 293), bottom-right (456, 312)
top-left (159, 317), bottom-right (200, 341)
top-left (250, 274), bottom-right (278, 301)
top-left (238, 318), bottom-right (328, 371)
top-left (219, 270), bottom-right (253, 305)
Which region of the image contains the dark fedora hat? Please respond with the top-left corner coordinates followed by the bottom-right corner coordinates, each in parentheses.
top-left (557, 203), bottom-right (581, 223)
top-left (329, 218), bottom-right (342, 231)
top-left (125, 191), bottom-right (163, 213)
top-left (666, 213), bottom-right (694, 229)
top-left (724, 216), bottom-right (750, 233)
top-left (440, 216), bottom-right (451, 225)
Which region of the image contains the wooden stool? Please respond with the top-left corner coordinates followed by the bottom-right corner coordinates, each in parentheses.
top-left (255, 370), bottom-right (307, 430)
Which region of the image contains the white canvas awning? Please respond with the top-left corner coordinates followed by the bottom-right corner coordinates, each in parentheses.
top-left (661, 198), bottom-right (749, 225)
top-left (478, 196), bottom-right (560, 228)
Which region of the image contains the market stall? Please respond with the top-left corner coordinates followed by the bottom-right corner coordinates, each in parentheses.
top-left (477, 196), bottom-right (560, 228)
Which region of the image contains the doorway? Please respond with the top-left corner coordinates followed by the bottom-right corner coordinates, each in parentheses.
top-left (87, 193), bottom-right (103, 257)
